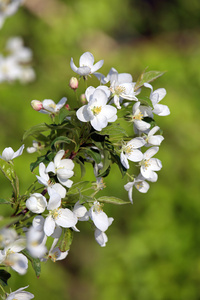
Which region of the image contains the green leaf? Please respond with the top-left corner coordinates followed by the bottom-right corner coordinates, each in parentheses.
top-left (68, 181), bottom-right (89, 195)
top-left (135, 70), bottom-right (165, 91)
top-left (58, 108), bottom-right (76, 123)
top-left (59, 228), bottom-right (73, 252)
top-left (97, 196), bottom-right (130, 205)
top-left (75, 158), bottom-right (86, 178)
top-left (110, 153), bottom-right (127, 177)
top-left (22, 250), bottom-right (41, 278)
top-left (50, 136), bottom-right (72, 149)
top-left (99, 123), bottom-right (128, 137)
top-left (82, 148), bottom-right (101, 164)
top-left (79, 194), bottom-right (94, 204)
top-left (23, 123), bottom-right (50, 141)
top-left (30, 151), bottom-right (54, 172)
top-left (0, 270), bottom-right (11, 286)
top-left (98, 149), bottom-right (111, 177)
top-left (31, 258), bottom-right (41, 278)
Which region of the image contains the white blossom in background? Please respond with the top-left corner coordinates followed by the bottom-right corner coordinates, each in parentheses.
top-left (6, 37), bottom-right (33, 63)
top-left (0, 228), bottom-right (17, 248)
top-left (124, 174), bottom-right (150, 204)
top-left (46, 150), bottom-right (75, 188)
top-left (0, 0), bottom-right (22, 29)
top-left (140, 146), bottom-right (162, 182)
top-left (5, 286), bottom-right (34, 300)
top-left (120, 137), bottom-right (146, 169)
top-left (0, 144), bottom-right (24, 161)
top-left (76, 86), bottom-right (117, 131)
top-left (144, 83), bottom-right (170, 116)
top-left (0, 37), bottom-right (35, 83)
top-left (26, 226), bottom-right (47, 259)
top-left (0, 237), bottom-right (28, 275)
top-left (95, 67), bottom-right (139, 109)
top-left (70, 52), bottom-right (104, 77)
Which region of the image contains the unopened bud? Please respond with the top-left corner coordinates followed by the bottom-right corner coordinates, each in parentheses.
top-left (69, 77), bottom-right (79, 90)
top-left (31, 100), bottom-right (43, 111)
top-left (80, 94), bottom-right (86, 105)
top-left (65, 104), bottom-right (70, 111)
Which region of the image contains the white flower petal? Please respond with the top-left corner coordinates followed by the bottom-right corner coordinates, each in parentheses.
top-left (120, 152), bottom-right (130, 169)
top-left (79, 52), bottom-right (94, 67)
top-left (91, 59), bottom-right (104, 73)
top-left (143, 147), bottom-right (159, 160)
top-left (44, 216), bottom-right (55, 236)
top-left (56, 208), bottom-right (77, 228)
top-left (91, 210), bottom-right (109, 232)
top-left (76, 105), bottom-right (92, 122)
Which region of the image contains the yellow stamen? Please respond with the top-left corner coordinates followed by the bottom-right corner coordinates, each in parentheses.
top-left (133, 112), bottom-right (143, 121)
top-left (91, 106), bottom-right (102, 116)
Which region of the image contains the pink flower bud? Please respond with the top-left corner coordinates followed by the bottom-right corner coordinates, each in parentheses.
top-left (65, 104), bottom-right (70, 111)
top-left (31, 100), bottom-right (43, 111)
top-left (69, 77), bottom-right (79, 90)
top-left (80, 94), bottom-right (86, 105)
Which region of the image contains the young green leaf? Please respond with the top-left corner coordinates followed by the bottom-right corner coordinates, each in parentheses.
top-left (135, 70), bottom-right (165, 91)
top-left (97, 196), bottom-right (130, 205)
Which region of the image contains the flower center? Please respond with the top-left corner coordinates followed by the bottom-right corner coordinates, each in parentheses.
top-left (91, 106), bottom-right (102, 116)
top-left (93, 201), bottom-right (103, 213)
top-left (141, 159), bottom-right (151, 170)
top-left (49, 251), bottom-right (59, 262)
top-left (50, 208), bottom-right (61, 220)
top-left (136, 182), bottom-right (143, 189)
top-left (133, 111), bottom-right (143, 121)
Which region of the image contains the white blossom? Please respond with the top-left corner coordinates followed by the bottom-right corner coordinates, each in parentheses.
top-left (140, 147), bottom-right (162, 182)
top-left (95, 68), bottom-right (139, 109)
top-left (94, 217), bottom-right (114, 247)
top-left (131, 101), bottom-right (151, 131)
top-left (26, 193), bottom-right (47, 214)
top-left (144, 83), bottom-right (170, 116)
top-left (120, 137), bottom-right (145, 169)
top-left (46, 150), bottom-right (74, 188)
top-left (27, 141), bottom-right (41, 153)
top-left (70, 52), bottom-right (104, 77)
top-left (43, 189), bottom-right (77, 236)
top-left (124, 174), bottom-right (150, 203)
top-left (36, 162), bottom-right (66, 198)
top-left (89, 201), bottom-right (111, 232)
top-left (76, 86), bottom-right (117, 131)
top-left (0, 144), bottom-right (24, 161)
top-left (34, 97), bottom-right (67, 114)
top-left (5, 286), bottom-right (34, 300)
top-left (0, 238), bottom-right (28, 275)
top-left (143, 126), bottom-right (164, 147)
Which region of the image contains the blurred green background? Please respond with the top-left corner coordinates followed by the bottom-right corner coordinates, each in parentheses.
top-left (1, 0), bottom-right (200, 299)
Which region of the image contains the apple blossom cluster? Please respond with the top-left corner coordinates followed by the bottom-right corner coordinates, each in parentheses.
top-left (0, 52), bottom-right (170, 298)
top-left (0, 36), bottom-right (35, 83)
